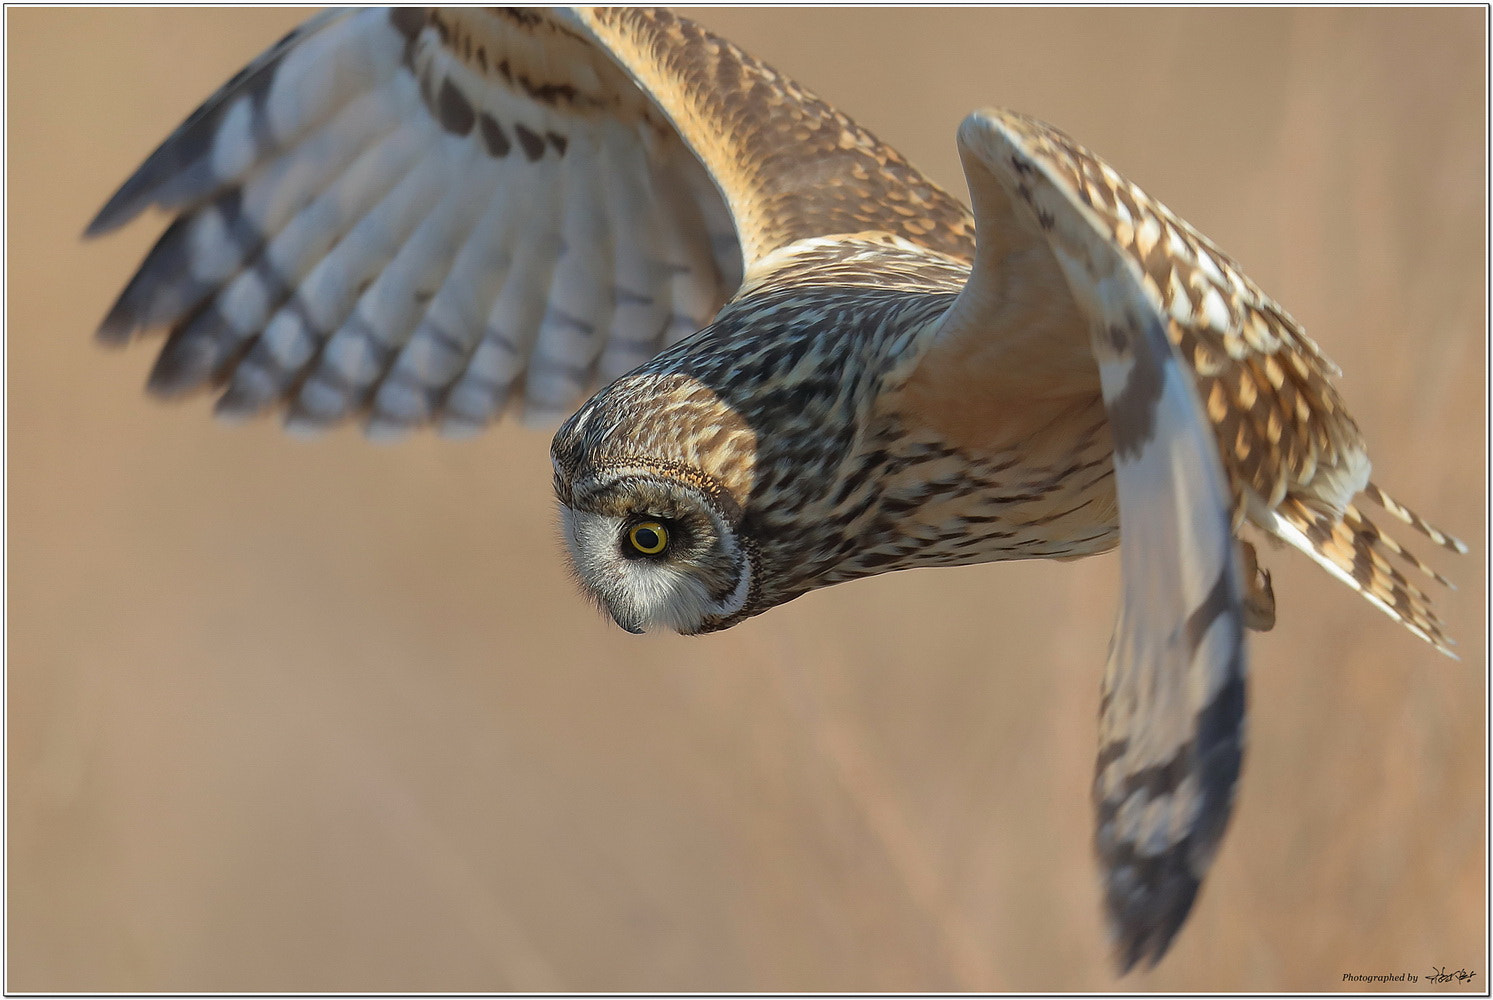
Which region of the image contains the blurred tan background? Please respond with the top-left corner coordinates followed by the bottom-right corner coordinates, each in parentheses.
top-left (7, 7), bottom-right (1485, 992)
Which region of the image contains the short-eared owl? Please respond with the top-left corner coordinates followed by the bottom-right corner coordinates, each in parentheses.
top-left (90, 7), bottom-right (1464, 971)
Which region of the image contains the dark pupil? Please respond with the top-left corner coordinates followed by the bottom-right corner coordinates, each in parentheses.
top-left (635, 527), bottom-right (661, 551)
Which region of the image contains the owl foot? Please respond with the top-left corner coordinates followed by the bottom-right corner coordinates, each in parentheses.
top-left (1240, 539), bottom-right (1275, 632)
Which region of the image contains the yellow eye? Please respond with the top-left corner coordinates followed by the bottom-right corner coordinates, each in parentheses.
top-left (628, 521), bottom-right (669, 555)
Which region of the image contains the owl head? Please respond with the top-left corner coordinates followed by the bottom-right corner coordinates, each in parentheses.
top-left (550, 372), bottom-right (762, 636)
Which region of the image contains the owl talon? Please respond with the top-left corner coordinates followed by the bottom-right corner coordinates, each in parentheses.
top-left (1240, 540), bottom-right (1275, 632)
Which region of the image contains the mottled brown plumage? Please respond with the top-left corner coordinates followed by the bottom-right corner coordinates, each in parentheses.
top-left (89, 6), bottom-right (1463, 975)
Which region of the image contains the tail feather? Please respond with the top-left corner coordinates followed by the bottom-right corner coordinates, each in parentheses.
top-left (1363, 481), bottom-right (1468, 554)
top-left (1259, 494), bottom-right (1457, 657)
top-left (1341, 502), bottom-right (1454, 590)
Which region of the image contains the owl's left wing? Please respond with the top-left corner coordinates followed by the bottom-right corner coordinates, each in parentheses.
top-left (929, 110), bottom-right (1252, 972)
top-left (89, 8), bottom-right (750, 433)
top-left (88, 7), bottom-right (976, 435)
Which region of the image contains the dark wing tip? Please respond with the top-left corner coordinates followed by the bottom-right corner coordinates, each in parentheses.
top-left (1096, 670), bottom-right (1246, 974)
top-left (95, 300), bottom-right (139, 345)
top-left (85, 9), bottom-right (352, 241)
top-left (83, 77), bottom-right (236, 240)
top-left (85, 177), bottom-right (153, 238)
top-left (1102, 847), bottom-right (1203, 974)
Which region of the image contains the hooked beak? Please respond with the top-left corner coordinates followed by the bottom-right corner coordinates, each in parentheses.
top-left (608, 606), bottom-right (646, 635)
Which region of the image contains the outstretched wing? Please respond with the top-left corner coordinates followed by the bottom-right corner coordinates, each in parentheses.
top-left (929, 108), bottom-right (1462, 970)
top-left (89, 7), bottom-right (974, 436)
top-left (945, 109), bottom-right (1249, 972)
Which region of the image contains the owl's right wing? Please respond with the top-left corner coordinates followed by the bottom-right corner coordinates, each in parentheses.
top-left (930, 110), bottom-right (1256, 973)
top-left (923, 107), bottom-right (1464, 971)
top-left (89, 7), bottom-right (974, 435)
